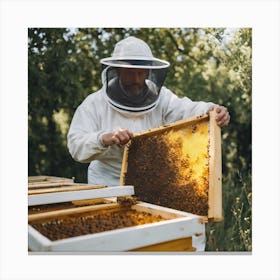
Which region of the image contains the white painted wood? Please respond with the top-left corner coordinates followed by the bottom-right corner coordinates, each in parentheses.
top-left (28, 202), bottom-right (204, 252)
top-left (28, 225), bottom-right (52, 252)
top-left (50, 216), bottom-right (203, 252)
top-left (28, 186), bottom-right (135, 206)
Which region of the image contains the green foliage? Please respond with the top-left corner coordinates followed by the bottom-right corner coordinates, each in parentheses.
top-left (28, 28), bottom-right (252, 251)
top-left (206, 169), bottom-right (252, 251)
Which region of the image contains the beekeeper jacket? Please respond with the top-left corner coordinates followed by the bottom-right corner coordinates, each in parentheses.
top-left (67, 85), bottom-right (214, 186)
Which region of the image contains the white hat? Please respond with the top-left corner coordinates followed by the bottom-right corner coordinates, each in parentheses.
top-left (100, 36), bottom-right (169, 69)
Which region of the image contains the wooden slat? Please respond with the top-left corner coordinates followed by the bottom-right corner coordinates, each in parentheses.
top-left (28, 203), bottom-right (120, 222)
top-left (28, 182), bottom-right (76, 189)
top-left (28, 176), bottom-right (50, 183)
top-left (71, 198), bottom-right (111, 206)
top-left (28, 184), bottom-right (107, 195)
top-left (133, 114), bottom-right (209, 139)
top-left (132, 202), bottom-right (189, 219)
top-left (131, 237), bottom-right (195, 252)
top-left (208, 110), bottom-right (223, 221)
top-left (120, 143), bottom-right (129, 186)
top-left (28, 185), bottom-right (135, 206)
top-left (28, 176), bottom-right (74, 184)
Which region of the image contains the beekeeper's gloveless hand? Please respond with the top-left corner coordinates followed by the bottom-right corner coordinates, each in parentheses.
top-left (102, 129), bottom-right (133, 147)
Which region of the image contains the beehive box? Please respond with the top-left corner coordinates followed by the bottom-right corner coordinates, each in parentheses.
top-left (28, 181), bottom-right (203, 252)
top-left (28, 110), bottom-right (221, 252)
top-left (120, 111), bottom-right (222, 222)
top-left (28, 199), bottom-right (204, 252)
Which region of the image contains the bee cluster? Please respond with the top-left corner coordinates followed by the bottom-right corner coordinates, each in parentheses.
top-left (30, 209), bottom-right (167, 241)
top-left (117, 195), bottom-right (138, 207)
top-left (124, 121), bottom-right (209, 216)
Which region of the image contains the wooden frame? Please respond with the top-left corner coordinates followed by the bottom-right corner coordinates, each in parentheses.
top-left (28, 175), bottom-right (74, 186)
top-left (28, 184), bottom-right (107, 195)
top-left (28, 185), bottom-right (135, 206)
top-left (208, 111), bottom-right (222, 221)
top-left (120, 111), bottom-right (222, 222)
top-left (28, 202), bottom-right (204, 252)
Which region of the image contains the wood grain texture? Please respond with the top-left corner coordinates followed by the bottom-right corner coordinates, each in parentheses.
top-left (28, 184), bottom-right (107, 195)
top-left (208, 110), bottom-right (223, 221)
top-left (130, 237), bottom-right (195, 252)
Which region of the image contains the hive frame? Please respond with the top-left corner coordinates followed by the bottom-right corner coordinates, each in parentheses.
top-left (120, 111), bottom-right (222, 222)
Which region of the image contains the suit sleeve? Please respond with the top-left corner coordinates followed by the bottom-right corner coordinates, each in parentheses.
top-left (160, 87), bottom-right (215, 124)
top-left (67, 103), bottom-right (109, 163)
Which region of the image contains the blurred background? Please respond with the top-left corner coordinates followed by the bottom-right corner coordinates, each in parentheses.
top-left (28, 28), bottom-right (252, 252)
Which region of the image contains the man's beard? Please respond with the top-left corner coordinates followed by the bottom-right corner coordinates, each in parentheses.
top-left (119, 81), bottom-right (144, 96)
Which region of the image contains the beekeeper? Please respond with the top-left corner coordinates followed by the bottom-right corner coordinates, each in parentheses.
top-left (67, 36), bottom-right (229, 186)
top-left (67, 36), bottom-right (230, 252)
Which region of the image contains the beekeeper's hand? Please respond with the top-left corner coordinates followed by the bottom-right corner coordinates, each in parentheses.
top-left (209, 105), bottom-right (230, 127)
top-left (102, 129), bottom-right (133, 147)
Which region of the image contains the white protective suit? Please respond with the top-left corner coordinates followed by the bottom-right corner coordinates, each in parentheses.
top-left (67, 84), bottom-right (214, 186)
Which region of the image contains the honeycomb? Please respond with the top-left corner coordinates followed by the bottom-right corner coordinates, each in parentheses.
top-left (29, 209), bottom-right (167, 241)
top-left (124, 118), bottom-right (210, 216)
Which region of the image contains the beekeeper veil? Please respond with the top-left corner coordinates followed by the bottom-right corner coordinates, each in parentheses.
top-left (100, 36), bottom-right (170, 112)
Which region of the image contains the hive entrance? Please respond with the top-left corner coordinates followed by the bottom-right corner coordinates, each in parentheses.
top-left (122, 116), bottom-right (210, 216)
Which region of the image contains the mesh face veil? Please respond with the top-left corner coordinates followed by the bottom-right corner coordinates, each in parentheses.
top-left (100, 36), bottom-right (170, 112)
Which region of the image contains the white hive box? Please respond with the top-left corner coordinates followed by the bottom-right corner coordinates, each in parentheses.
top-left (28, 111), bottom-right (221, 252)
top-left (28, 181), bottom-right (203, 252)
top-left (28, 198), bottom-right (204, 252)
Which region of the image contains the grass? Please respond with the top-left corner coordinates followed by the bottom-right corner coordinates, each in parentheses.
top-left (206, 169), bottom-right (252, 251)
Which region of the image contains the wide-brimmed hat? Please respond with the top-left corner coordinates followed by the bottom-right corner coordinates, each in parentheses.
top-left (100, 36), bottom-right (169, 69)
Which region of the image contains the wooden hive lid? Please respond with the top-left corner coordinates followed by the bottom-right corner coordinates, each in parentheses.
top-left (120, 111), bottom-right (222, 222)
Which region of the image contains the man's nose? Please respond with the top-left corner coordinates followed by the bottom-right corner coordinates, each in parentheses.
top-left (131, 73), bottom-right (141, 84)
